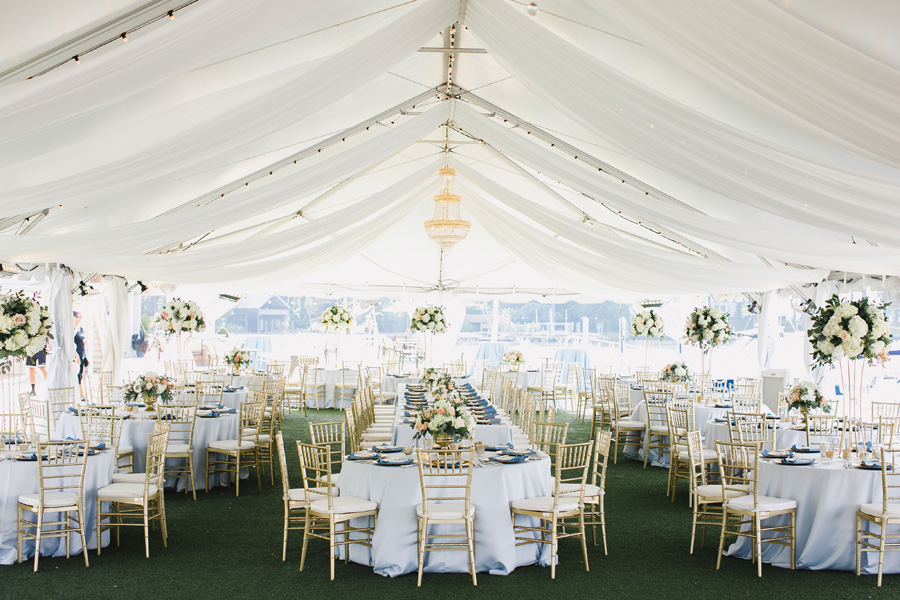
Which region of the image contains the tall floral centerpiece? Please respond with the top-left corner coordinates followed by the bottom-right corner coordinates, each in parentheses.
top-left (808, 294), bottom-right (890, 447)
top-left (156, 297), bottom-right (205, 375)
top-left (410, 306), bottom-right (447, 370)
top-left (787, 381), bottom-right (830, 423)
top-left (684, 306), bottom-right (732, 401)
top-left (124, 372), bottom-right (175, 412)
top-left (0, 291), bottom-right (53, 400)
top-left (224, 348), bottom-right (251, 376)
top-left (633, 309), bottom-right (664, 369)
top-left (321, 304), bottom-right (352, 367)
top-left (410, 392), bottom-right (475, 448)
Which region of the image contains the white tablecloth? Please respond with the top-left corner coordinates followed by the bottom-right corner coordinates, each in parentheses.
top-left (219, 390), bottom-right (248, 410)
top-left (0, 450), bottom-right (114, 565)
top-left (338, 455), bottom-right (553, 576)
top-left (725, 458), bottom-right (900, 573)
top-left (703, 421), bottom-right (808, 454)
top-left (382, 375), bottom-right (422, 397)
top-left (307, 369), bottom-right (358, 409)
top-left (56, 410), bottom-right (239, 491)
top-left (622, 402), bottom-right (731, 467)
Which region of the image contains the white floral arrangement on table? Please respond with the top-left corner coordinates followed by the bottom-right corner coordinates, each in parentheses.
top-left (502, 350), bottom-right (524, 364)
top-left (124, 372), bottom-right (175, 404)
top-left (632, 310), bottom-right (664, 338)
top-left (411, 395), bottom-right (475, 441)
top-left (321, 304), bottom-right (352, 332)
top-left (156, 298), bottom-right (205, 336)
top-left (432, 373), bottom-right (456, 396)
top-left (660, 362), bottom-right (691, 383)
top-left (410, 306), bottom-right (447, 333)
top-left (224, 348), bottom-right (251, 369)
top-left (787, 381), bottom-right (830, 413)
top-left (684, 306), bottom-right (732, 351)
top-left (0, 291), bottom-right (53, 360)
top-left (421, 367), bottom-right (440, 391)
top-left (808, 295), bottom-right (891, 368)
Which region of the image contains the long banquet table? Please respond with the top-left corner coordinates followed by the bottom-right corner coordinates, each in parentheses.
top-left (0, 449), bottom-right (114, 565)
top-left (338, 453), bottom-right (553, 576)
top-left (389, 390), bottom-right (514, 447)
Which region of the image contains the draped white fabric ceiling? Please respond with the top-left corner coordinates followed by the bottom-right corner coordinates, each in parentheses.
top-left (1, 0), bottom-right (898, 299)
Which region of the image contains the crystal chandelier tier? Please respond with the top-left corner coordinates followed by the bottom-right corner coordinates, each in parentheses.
top-left (424, 166), bottom-right (470, 250)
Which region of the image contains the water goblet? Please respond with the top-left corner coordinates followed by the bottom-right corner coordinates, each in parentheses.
top-left (842, 447), bottom-right (852, 469)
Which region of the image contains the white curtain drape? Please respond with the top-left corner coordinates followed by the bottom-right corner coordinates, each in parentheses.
top-left (99, 276), bottom-right (130, 384)
top-left (465, 0), bottom-right (900, 246)
top-left (45, 265), bottom-right (75, 390)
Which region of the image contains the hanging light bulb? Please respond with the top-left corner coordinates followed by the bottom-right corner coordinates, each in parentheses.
top-left (527, 2), bottom-right (539, 16)
top-left (424, 167), bottom-right (470, 250)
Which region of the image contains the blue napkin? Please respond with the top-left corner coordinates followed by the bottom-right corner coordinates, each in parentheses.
top-left (157, 414), bottom-right (176, 421)
top-left (485, 443), bottom-right (513, 451)
top-left (372, 444), bottom-right (402, 453)
top-left (220, 408), bottom-right (237, 414)
top-left (714, 417), bottom-right (728, 423)
top-left (404, 412), bottom-right (415, 417)
top-left (503, 448), bottom-right (537, 456)
top-left (714, 404), bottom-right (732, 409)
top-left (376, 457), bottom-right (414, 466)
top-left (780, 457), bottom-right (815, 465)
top-left (762, 449), bottom-right (793, 458)
top-left (479, 418), bottom-right (501, 424)
top-left (790, 444), bottom-right (818, 453)
top-left (862, 460), bottom-right (892, 470)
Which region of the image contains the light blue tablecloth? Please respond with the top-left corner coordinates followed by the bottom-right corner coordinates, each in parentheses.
top-left (473, 342), bottom-right (508, 369)
top-left (553, 348), bottom-right (591, 369)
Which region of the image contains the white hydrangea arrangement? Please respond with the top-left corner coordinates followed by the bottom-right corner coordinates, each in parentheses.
top-left (321, 304), bottom-right (352, 332)
top-left (808, 295), bottom-right (891, 367)
top-left (410, 306), bottom-right (447, 333)
top-left (684, 306), bottom-right (732, 351)
top-left (632, 309), bottom-right (664, 338)
top-left (156, 297), bottom-right (205, 335)
top-left (660, 362), bottom-right (691, 383)
top-left (410, 394), bottom-right (475, 441)
top-left (0, 291), bottom-right (53, 359)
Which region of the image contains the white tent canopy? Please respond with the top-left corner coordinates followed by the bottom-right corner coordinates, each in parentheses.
top-left (1, 0), bottom-right (899, 299)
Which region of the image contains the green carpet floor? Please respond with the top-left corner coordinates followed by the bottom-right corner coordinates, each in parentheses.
top-left (4, 409), bottom-right (895, 599)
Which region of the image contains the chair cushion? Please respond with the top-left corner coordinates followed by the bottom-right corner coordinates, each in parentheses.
top-left (557, 482), bottom-right (602, 498)
top-left (727, 494), bottom-right (797, 512)
top-left (677, 449), bottom-right (718, 462)
top-left (18, 492), bottom-right (78, 509)
top-left (649, 425), bottom-right (669, 435)
top-left (97, 482), bottom-right (159, 501)
top-left (860, 503), bottom-right (900, 520)
top-left (309, 495), bottom-right (377, 514)
top-left (511, 496), bottom-right (579, 513)
top-left (166, 442), bottom-right (191, 455)
top-left (417, 501), bottom-right (473, 520)
top-left (208, 439), bottom-right (255, 451)
top-left (117, 445), bottom-right (134, 455)
top-left (242, 433), bottom-right (272, 444)
top-left (695, 484), bottom-right (749, 500)
top-left (112, 472), bottom-right (162, 485)
top-left (241, 427), bottom-right (258, 436)
top-left (616, 420), bottom-right (645, 429)
top-left (288, 487), bottom-right (335, 502)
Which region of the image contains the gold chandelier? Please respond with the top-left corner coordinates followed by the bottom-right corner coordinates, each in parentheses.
top-left (424, 166), bottom-right (470, 250)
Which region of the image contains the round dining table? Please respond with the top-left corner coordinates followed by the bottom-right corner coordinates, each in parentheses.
top-left (55, 409), bottom-right (239, 491)
top-left (622, 401), bottom-right (732, 467)
top-left (0, 449), bottom-right (115, 565)
top-left (725, 456), bottom-right (900, 573)
top-left (337, 453), bottom-right (553, 577)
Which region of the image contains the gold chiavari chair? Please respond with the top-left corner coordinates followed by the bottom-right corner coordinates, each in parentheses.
top-left (99, 371), bottom-right (114, 404)
top-left (333, 367), bottom-right (359, 409)
top-left (297, 441), bottom-right (378, 580)
top-left (806, 414), bottom-right (840, 447)
top-left (575, 367), bottom-right (593, 422)
top-left (1, 404), bottom-right (26, 450)
top-left (776, 390), bottom-right (790, 417)
top-left (29, 396), bottom-right (52, 442)
top-left (527, 363), bottom-right (557, 406)
top-left (554, 363), bottom-right (577, 412)
top-left (17, 440), bottom-right (90, 571)
top-left (16, 392), bottom-right (35, 445)
top-left (686, 430), bottom-right (745, 554)
top-left (666, 401), bottom-right (695, 502)
top-left (602, 388), bottom-right (645, 464)
top-left (206, 401), bottom-right (261, 497)
top-left (173, 386), bottom-right (199, 405)
top-left (856, 447), bottom-right (900, 586)
top-left (872, 401), bottom-right (900, 420)
top-left (198, 381), bottom-right (225, 406)
top-left (305, 364), bottom-right (326, 409)
top-left (244, 390), bottom-right (276, 485)
top-left (276, 432), bottom-right (307, 562)
top-left (283, 365), bottom-right (308, 416)
top-left (344, 403), bottom-right (361, 454)
top-left (716, 440), bottom-right (796, 577)
top-left (581, 430), bottom-right (611, 552)
top-left (268, 360), bottom-right (288, 377)
top-left (532, 421), bottom-right (569, 471)
top-left (415, 447), bottom-right (477, 587)
top-left (48, 385), bottom-right (75, 420)
top-left (309, 421), bottom-right (345, 485)
top-left (643, 390), bottom-right (673, 469)
top-left (511, 441), bottom-right (592, 579)
top-left (97, 424), bottom-right (169, 558)
top-left (735, 416), bottom-right (776, 453)
top-left (161, 404), bottom-right (197, 500)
